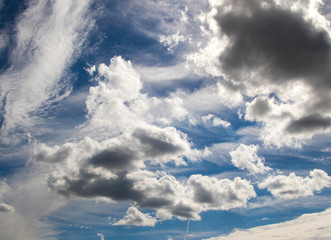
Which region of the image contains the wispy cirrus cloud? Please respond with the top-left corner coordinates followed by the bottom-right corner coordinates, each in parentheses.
top-left (0, 0), bottom-right (94, 144)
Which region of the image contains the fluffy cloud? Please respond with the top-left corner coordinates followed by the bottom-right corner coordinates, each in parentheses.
top-left (188, 174), bottom-right (256, 211)
top-left (32, 56), bottom-right (255, 222)
top-left (259, 169), bottom-right (331, 199)
top-left (192, 0), bottom-right (331, 148)
top-left (113, 206), bottom-right (157, 227)
top-left (230, 144), bottom-right (271, 175)
top-left (205, 208), bottom-right (331, 240)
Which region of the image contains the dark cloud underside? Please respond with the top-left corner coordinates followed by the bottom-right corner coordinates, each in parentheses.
top-left (286, 114), bottom-right (331, 133)
top-left (216, 0), bottom-right (331, 89)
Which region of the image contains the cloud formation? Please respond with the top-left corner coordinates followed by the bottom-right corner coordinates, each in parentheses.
top-left (0, 0), bottom-right (94, 144)
top-left (230, 144), bottom-right (271, 175)
top-left (259, 169), bottom-right (331, 199)
top-left (208, 0), bottom-right (331, 147)
top-left (31, 56), bottom-right (254, 222)
top-left (113, 206), bottom-right (157, 227)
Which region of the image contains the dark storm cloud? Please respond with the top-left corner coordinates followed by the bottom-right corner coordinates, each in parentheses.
top-left (215, 0), bottom-right (331, 89)
top-left (286, 114), bottom-right (331, 133)
top-left (89, 147), bottom-right (137, 171)
top-left (132, 128), bottom-right (183, 157)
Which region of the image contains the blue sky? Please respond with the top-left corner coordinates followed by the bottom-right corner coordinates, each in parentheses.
top-left (1, 0), bottom-right (331, 239)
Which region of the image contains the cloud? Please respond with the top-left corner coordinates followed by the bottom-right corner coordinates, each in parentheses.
top-left (0, 202), bottom-right (15, 213)
top-left (230, 144), bottom-right (271, 175)
top-left (188, 174), bottom-right (256, 211)
top-left (97, 233), bottom-right (105, 240)
top-left (216, 0), bottom-right (331, 88)
top-left (189, 114), bottom-right (231, 128)
top-left (258, 169), bottom-right (331, 199)
top-left (207, 0), bottom-right (331, 147)
top-left (0, 168), bottom-right (65, 240)
top-left (113, 206), bottom-right (157, 227)
top-left (36, 140), bottom-right (255, 220)
top-left (0, 0), bottom-right (94, 144)
top-left (205, 208), bottom-right (331, 240)
top-left (286, 114), bottom-right (331, 133)
top-left (159, 31), bottom-right (186, 53)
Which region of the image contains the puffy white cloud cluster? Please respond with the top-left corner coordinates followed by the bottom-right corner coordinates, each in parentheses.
top-left (230, 144), bottom-right (271, 175)
top-left (259, 169), bottom-right (331, 199)
top-left (31, 56), bottom-right (255, 222)
top-left (113, 206), bottom-right (157, 226)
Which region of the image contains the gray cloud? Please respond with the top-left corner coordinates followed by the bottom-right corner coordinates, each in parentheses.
top-left (216, 0), bottom-right (331, 89)
top-left (89, 147), bottom-right (137, 171)
top-left (286, 114), bottom-right (331, 133)
top-left (246, 97), bottom-right (271, 118)
top-left (214, 0), bottom-right (331, 143)
top-left (52, 171), bottom-right (143, 201)
top-left (133, 128), bottom-right (184, 158)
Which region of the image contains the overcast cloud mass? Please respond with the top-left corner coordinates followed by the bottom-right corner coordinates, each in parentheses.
top-left (1, 0), bottom-right (331, 239)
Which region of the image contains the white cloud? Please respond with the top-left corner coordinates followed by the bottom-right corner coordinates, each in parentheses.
top-left (113, 206), bottom-right (157, 227)
top-left (189, 114), bottom-right (231, 128)
top-left (205, 208), bottom-right (331, 240)
top-left (97, 233), bottom-right (105, 240)
top-left (230, 144), bottom-right (271, 175)
top-left (0, 167), bottom-right (65, 240)
top-left (0, 0), bottom-right (94, 143)
top-left (160, 31), bottom-right (186, 52)
top-left (135, 62), bottom-right (195, 83)
top-left (258, 169), bottom-right (331, 199)
top-left (176, 81), bottom-right (243, 113)
top-left (188, 174), bottom-right (256, 211)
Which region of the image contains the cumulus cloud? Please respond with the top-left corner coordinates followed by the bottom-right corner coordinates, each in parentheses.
top-left (258, 169), bottom-right (331, 199)
top-left (113, 206), bottom-right (157, 227)
top-left (31, 56), bottom-right (255, 222)
top-left (206, 0), bottom-right (331, 147)
top-left (0, 0), bottom-right (94, 143)
top-left (33, 134), bottom-right (255, 220)
top-left (205, 208), bottom-right (331, 240)
top-left (188, 174), bottom-right (256, 211)
top-left (230, 144), bottom-right (271, 175)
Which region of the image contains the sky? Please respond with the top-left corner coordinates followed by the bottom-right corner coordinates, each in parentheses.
top-left (0, 0), bottom-right (331, 239)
